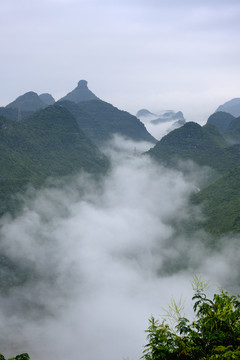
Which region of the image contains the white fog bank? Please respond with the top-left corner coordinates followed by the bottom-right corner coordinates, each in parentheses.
top-left (0, 137), bottom-right (239, 360)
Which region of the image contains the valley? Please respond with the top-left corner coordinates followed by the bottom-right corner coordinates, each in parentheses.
top-left (0, 81), bottom-right (240, 360)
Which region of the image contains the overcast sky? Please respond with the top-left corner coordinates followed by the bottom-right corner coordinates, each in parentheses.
top-left (1, 0), bottom-right (240, 123)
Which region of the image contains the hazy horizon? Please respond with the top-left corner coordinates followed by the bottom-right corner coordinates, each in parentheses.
top-left (1, 0), bottom-right (240, 124)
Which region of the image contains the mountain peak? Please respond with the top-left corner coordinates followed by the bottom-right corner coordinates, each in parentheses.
top-left (39, 93), bottom-right (55, 105)
top-left (78, 80), bottom-right (88, 88)
top-left (6, 91), bottom-right (46, 111)
top-left (59, 80), bottom-right (99, 103)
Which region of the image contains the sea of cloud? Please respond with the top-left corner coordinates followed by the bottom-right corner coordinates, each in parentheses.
top-left (0, 136), bottom-right (239, 360)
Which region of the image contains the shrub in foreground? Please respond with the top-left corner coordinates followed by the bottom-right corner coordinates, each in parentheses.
top-left (142, 277), bottom-right (240, 360)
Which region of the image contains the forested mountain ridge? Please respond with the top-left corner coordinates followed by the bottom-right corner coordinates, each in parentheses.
top-left (58, 100), bottom-right (109, 145)
top-left (0, 105), bottom-right (108, 215)
top-left (0, 91), bottom-right (55, 120)
top-left (146, 119), bottom-right (240, 234)
top-left (192, 165), bottom-right (240, 234)
top-left (146, 121), bottom-right (240, 173)
top-left (1, 80), bottom-right (156, 145)
top-left (58, 80), bottom-right (156, 144)
top-left (5, 91), bottom-right (47, 112)
top-left (0, 80), bottom-right (156, 216)
top-left (75, 99), bottom-right (157, 144)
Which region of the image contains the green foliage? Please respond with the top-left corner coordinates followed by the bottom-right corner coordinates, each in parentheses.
top-left (192, 165), bottom-right (240, 234)
top-left (147, 122), bottom-right (240, 174)
top-left (15, 354), bottom-right (30, 360)
top-left (142, 278), bottom-right (240, 360)
top-left (0, 354), bottom-right (30, 360)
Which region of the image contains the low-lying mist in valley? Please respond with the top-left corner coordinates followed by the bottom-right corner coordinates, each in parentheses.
top-left (0, 136), bottom-right (239, 360)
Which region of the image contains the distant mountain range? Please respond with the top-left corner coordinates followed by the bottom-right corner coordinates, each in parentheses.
top-left (5, 91), bottom-right (55, 112)
top-left (136, 108), bottom-right (186, 140)
top-left (136, 108), bottom-right (186, 125)
top-left (136, 109), bottom-right (157, 118)
top-left (2, 81), bottom-right (155, 145)
top-left (0, 91), bottom-right (55, 121)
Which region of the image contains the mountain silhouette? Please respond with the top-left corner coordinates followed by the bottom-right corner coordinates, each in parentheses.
top-left (59, 80), bottom-right (99, 103)
top-left (6, 91), bottom-right (47, 112)
top-left (216, 98), bottom-right (240, 117)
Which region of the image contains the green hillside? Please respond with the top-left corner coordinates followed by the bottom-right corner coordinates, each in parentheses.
top-left (192, 166), bottom-right (240, 234)
top-left (0, 105), bottom-right (108, 215)
top-left (58, 100), bottom-right (109, 144)
top-left (224, 116), bottom-right (240, 144)
top-left (146, 121), bottom-right (240, 235)
top-left (147, 121), bottom-right (240, 173)
top-left (77, 99), bottom-right (157, 144)
top-left (0, 107), bottom-right (32, 121)
top-left (207, 111), bottom-right (235, 132)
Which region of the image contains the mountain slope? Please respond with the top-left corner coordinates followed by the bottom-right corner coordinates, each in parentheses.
top-left (192, 166), bottom-right (240, 234)
top-left (0, 107), bottom-right (32, 121)
top-left (6, 91), bottom-right (47, 112)
top-left (216, 98), bottom-right (240, 117)
top-left (58, 100), bottom-right (109, 144)
top-left (0, 105), bottom-right (108, 214)
top-left (77, 99), bottom-right (156, 144)
top-left (224, 116), bottom-right (240, 144)
top-left (58, 80), bottom-right (156, 144)
top-left (146, 122), bottom-right (240, 173)
top-left (207, 111), bottom-right (235, 133)
top-left (21, 105), bottom-right (108, 174)
top-left (146, 120), bottom-right (240, 235)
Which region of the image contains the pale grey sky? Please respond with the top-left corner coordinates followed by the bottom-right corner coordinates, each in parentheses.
top-left (1, 0), bottom-right (240, 123)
